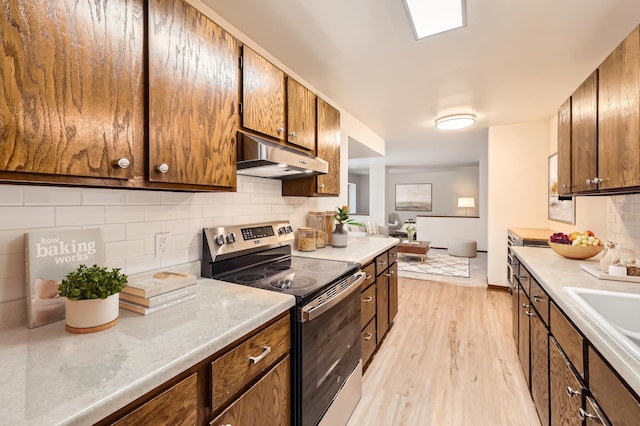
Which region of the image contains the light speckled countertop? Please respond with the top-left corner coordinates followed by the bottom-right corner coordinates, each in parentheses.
top-left (0, 279), bottom-right (295, 425)
top-left (513, 246), bottom-right (640, 395)
top-left (293, 236), bottom-right (398, 265)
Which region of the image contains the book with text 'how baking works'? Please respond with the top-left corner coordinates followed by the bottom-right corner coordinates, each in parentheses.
top-left (25, 228), bottom-right (104, 328)
top-left (119, 283), bottom-right (198, 308)
top-left (119, 293), bottom-right (196, 315)
top-left (121, 268), bottom-right (198, 298)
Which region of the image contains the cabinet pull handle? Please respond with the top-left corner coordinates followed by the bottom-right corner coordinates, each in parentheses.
top-left (363, 296), bottom-right (373, 303)
top-left (533, 295), bottom-right (546, 302)
top-left (566, 386), bottom-right (581, 397)
top-left (562, 183), bottom-right (570, 188)
top-left (289, 131), bottom-right (297, 138)
top-left (157, 163), bottom-right (169, 173)
top-left (519, 275), bottom-right (528, 281)
top-left (578, 408), bottom-right (599, 422)
top-left (114, 158), bottom-right (130, 169)
top-left (249, 346), bottom-right (271, 364)
top-left (364, 333), bottom-right (373, 341)
top-left (277, 127), bottom-right (285, 133)
top-left (366, 274), bottom-right (372, 279)
top-left (525, 311), bottom-right (534, 317)
top-left (379, 261), bottom-right (387, 265)
top-left (522, 303), bottom-right (531, 308)
top-left (319, 184), bottom-right (325, 188)
top-left (385, 273), bottom-right (391, 277)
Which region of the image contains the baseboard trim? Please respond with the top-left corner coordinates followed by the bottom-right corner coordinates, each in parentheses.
top-left (487, 284), bottom-right (509, 292)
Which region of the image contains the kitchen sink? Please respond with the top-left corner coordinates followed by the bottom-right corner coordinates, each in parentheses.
top-left (563, 287), bottom-right (640, 361)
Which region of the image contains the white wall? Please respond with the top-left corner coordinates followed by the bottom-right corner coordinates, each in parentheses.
top-left (487, 121), bottom-right (551, 286)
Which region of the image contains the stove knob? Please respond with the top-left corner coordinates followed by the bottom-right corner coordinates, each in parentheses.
top-left (226, 233), bottom-right (236, 244)
top-left (214, 234), bottom-right (226, 246)
top-left (286, 225), bottom-right (293, 233)
top-left (278, 226), bottom-right (287, 235)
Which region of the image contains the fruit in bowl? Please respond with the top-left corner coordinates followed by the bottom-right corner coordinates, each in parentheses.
top-left (548, 230), bottom-right (603, 259)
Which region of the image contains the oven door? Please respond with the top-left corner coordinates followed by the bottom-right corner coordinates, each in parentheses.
top-left (297, 272), bottom-right (364, 426)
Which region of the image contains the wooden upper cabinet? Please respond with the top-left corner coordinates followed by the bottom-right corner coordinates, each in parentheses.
top-left (287, 77), bottom-right (316, 153)
top-left (598, 25), bottom-right (640, 190)
top-left (571, 70), bottom-right (599, 193)
top-left (148, 0), bottom-right (238, 189)
top-left (557, 98), bottom-right (572, 194)
top-left (316, 99), bottom-right (341, 195)
top-left (241, 46), bottom-right (286, 141)
top-left (0, 0), bottom-right (144, 180)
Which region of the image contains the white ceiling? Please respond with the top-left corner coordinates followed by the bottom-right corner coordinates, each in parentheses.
top-left (203, 0), bottom-right (640, 167)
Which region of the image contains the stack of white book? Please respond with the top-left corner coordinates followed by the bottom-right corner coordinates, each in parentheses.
top-left (119, 270), bottom-right (198, 315)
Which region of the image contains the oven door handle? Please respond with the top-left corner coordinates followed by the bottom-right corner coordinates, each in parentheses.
top-left (300, 271), bottom-right (365, 322)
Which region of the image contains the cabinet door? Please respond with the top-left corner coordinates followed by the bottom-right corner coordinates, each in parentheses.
top-left (0, 0), bottom-right (143, 181)
top-left (557, 97), bottom-right (572, 194)
top-left (388, 262), bottom-right (398, 323)
top-left (316, 98), bottom-right (341, 195)
top-left (241, 46), bottom-right (286, 141)
top-left (112, 373), bottom-right (198, 426)
top-left (211, 356), bottom-right (290, 426)
top-left (512, 282), bottom-right (519, 347)
top-left (571, 70), bottom-right (598, 193)
top-left (287, 77), bottom-right (316, 152)
top-left (148, 0), bottom-right (237, 188)
top-left (550, 338), bottom-right (582, 426)
top-left (376, 272), bottom-right (389, 342)
top-left (530, 310), bottom-right (549, 426)
top-left (598, 25), bottom-right (640, 190)
top-left (518, 285), bottom-right (531, 386)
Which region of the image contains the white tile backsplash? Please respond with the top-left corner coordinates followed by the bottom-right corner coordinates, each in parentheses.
top-left (0, 176), bottom-right (332, 330)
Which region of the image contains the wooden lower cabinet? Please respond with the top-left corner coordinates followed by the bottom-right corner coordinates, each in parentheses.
top-left (550, 337), bottom-right (583, 426)
top-left (376, 272), bottom-right (390, 342)
top-left (530, 310), bottom-right (549, 426)
top-left (210, 356), bottom-right (291, 426)
top-left (388, 254), bottom-right (399, 323)
top-left (112, 373), bottom-right (198, 426)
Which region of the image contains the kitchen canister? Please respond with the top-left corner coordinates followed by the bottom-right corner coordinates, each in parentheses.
top-left (324, 211), bottom-right (335, 245)
top-left (307, 212), bottom-right (326, 248)
top-left (297, 227), bottom-right (317, 252)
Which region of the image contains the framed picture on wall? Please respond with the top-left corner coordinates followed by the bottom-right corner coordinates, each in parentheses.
top-left (548, 153), bottom-right (575, 224)
top-left (395, 183), bottom-right (432, 211)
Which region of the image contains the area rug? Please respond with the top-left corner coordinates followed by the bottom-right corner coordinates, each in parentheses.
top-left (397, 251), bottom-right (470, 278)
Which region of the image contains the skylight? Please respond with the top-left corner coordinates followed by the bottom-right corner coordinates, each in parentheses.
top-left (403, 0), bottom-right (466, 40)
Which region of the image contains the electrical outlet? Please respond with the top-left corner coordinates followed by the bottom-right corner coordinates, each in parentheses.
top-left (155, 233), bottom-right (169, 258)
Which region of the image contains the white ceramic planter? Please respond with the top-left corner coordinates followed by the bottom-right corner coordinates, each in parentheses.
top-left (65, 293), bottom-right (119, 332)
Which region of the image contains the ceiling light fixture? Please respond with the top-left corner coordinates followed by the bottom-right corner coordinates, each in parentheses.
top-left (435, 113), bottom-right (476, 130)
top-left (402, 0), bottom-right (466, 40)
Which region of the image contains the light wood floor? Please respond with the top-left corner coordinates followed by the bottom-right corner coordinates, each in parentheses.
top-left (347, 278), bottom-right (541, 426)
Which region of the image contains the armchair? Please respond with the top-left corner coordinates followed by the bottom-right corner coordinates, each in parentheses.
top-left (388, 213), bottom-right (401, 236)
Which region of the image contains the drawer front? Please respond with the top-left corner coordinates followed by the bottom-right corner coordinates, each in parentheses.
top-left (210, 356), bottom-right (291, 426)
top-left (517, 265), bottom-right (531, 296)
top-left (361, 319), bottom-right (376, 368)
top-left (361, 262), bottom-right (376, 291)
top-left (588, 345), bottom-right (640, 425)
top-left (113, 373), bottom-right (198, 426)
top-left (529, 277), bottom-right (549, 327)
top-left (211, 315), bottom-right (290, 410)
top-left (375, 251), bottom-right (389, 276)
top-left (550, 302), bottom-right (584, 378)
top-left (361, 284), bottom-right (376, 329)
top-left (388, 246), bottom-right (398, 266)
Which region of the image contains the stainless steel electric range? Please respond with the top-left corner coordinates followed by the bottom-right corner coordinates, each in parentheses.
top-left (201, 221), bottom-right (364, 426)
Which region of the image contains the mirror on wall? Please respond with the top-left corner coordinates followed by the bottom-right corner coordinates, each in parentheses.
top-left (348, 137), bottom-right (382, 216)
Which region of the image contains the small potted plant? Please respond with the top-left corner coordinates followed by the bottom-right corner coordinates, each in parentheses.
top-left (58, 264), bottom-right (128, 333)
top-left (332, 205), bottom-right (362, 248)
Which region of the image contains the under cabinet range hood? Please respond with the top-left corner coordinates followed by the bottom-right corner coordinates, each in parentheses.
top-left (236, 131), bottom-right (328, 179)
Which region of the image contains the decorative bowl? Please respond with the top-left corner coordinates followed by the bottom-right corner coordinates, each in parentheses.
top-left (548, 241), bottom-right (603, 260)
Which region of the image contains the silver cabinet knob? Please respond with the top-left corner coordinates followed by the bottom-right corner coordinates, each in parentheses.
top-left (289, 131), bottom-right (297, 138)
top-left (562, 183), bottom-right (570, 188)
top-left (115, 158), bottom-right (130, 169)
top-left (363, 333), bottom-right (373, 341)
top-left (277, 127), bottom-right (285, 133)
top-left (157, 163), bottom-right (169, 173)
top-left (320, 184), bottom-right (325, 188)
top-left (522, 303), bottom-right (530, 308)
top-left (362, 296), bottom-right (373, 303)
top-left (578, 408), bottom-right (598, 421)
top-left (566, 386), bottom-right (581, 397)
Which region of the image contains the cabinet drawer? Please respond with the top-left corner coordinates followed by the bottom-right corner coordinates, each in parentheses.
top-left (113, 373), bottom-right (198, 426)
top-left (361, 262), bottom-right (375, 291)
top-left (550, 302), bottom-right (584, 378)
top-left (588, 345), bottom-right (640, 425)
top-left (517, 265), bottom-right (531, 296)
top-left (210, 356), bottom-right (290, 426)
top-left (388, 246), bottom-right (398, 266)
top-left (375, 251), bottom-right (389, 276)
top-left (529, 277), bottom-right (549, 327)
top-left (361, 319), bottom-right (376, 368)
top-left (211, 315), bottom-right (290, 410)
top-left (361, 284), bottom-right (376, 329)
